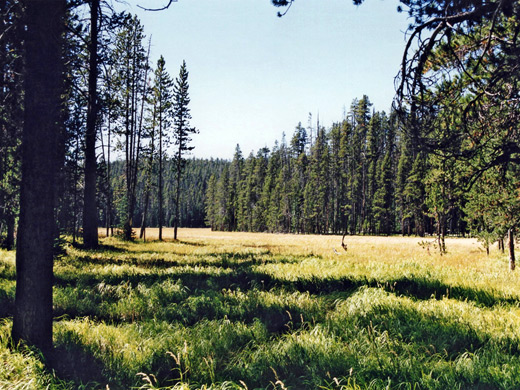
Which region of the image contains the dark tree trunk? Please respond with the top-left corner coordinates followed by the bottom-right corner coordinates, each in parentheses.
top-left (12, 0), bottom-right (65, 354)
top-left (174, 150), bottom-right (182, 240)
top-left (139, 190), bottom-right (150, 240)
top-left (508, 228), bottom-right (515, 271)
top-left (83, 0), bottom-right (100, 248)
top-left (158, 120), bottom-right (163, 241)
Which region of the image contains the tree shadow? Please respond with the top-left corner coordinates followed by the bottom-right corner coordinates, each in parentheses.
top-left (0, 286), bottom-right (14, 319)
top-left (41, 243), bottom-right (520, 389)
top-left (70, 242), bottom-right (127, 253)
top-left (54, 250), bottom-right (520, 311)
top-left (176, 240), bottom-right (206, 247)
top-left (49, 343), bottom-right (112, 389)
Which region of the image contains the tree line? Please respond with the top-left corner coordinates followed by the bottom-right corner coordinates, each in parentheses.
top-left (206, 0), bottom-right (520, 271)
top-left (108, 157), bottom-right (226, 235)
top-left (204, 98), bottom-right (463, 240)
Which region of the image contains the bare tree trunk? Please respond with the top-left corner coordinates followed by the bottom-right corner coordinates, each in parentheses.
top-left (12, 0), bottom-right (65, 354)
top-left (436, 213), bottom-right (446, 255)
top-left (174, 149), bottom-right (182, 240)
top-left (158, 110), bottom-right (163, 241)
top-left (341, 230), bottom-right (348, 251)
top-left (509, 228), bottom-right (515, 271)
top-left (83, 0), bottom-right (99, 249)
top-left (139, 190), bottom-right (150, 241)
top-left (106, 89), bottom-right (114, 237)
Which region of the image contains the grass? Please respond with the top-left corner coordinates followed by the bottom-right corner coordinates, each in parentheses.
top-left (1, 228), bottom-right (520, 389)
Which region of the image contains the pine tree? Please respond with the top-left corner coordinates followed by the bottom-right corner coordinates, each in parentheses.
top-left (288, 125), bottom-right (308, 233)
top-left (152, 55), bottom-right (174, 240)
top-left (215, 166), bottom-right (231, 230)
top-left (262, 142), bottom-right (281, 232)
top-left (338, 119), bottom-right (353, 235)
top-left (403, 153), bottom-right (427, 236)
top-left (329, 123), bottom-right (343, 234)
top-left (346, 96), bottom-right (372, 233)
top-left (111, 14), bottom-right (150, 240)
top-left (424, 154), bottom-right (460, 253)
top-left (303, 127), bottom-right (329, 234)
top-left (237, 153), bottom-right (256, 231)
top-left (205, 174), bottom-right (218, 230)
top-left (227, 145), bottom-right (244, 231)
top-left (251, 147), bottom-right (269, 232)
top-left (373, 112), bottom-right (397, 235)
top-left (172, 60), bottom-right (198, 240)
top-left (364, 111), bottom-right (385, 233)
top-left (82, 0), bottom-right (101, 249)
top-left (465, 167), bottom-right (520, 269)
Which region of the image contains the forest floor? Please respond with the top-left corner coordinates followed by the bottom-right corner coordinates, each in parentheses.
top-left (1, 229), bottom-right (520, 389)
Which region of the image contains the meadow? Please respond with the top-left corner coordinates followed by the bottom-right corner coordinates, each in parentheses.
top-left (1, 228), bottom-right (520, 389)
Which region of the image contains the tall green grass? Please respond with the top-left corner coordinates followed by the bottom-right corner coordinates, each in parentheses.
top-left (1, 232), bottom-right (520, 389)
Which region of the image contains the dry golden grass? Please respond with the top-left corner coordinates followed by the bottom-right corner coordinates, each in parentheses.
top-left (99, 227), bottom-right (499, 265)
top-left (96, 227), bottom-right (514, 288)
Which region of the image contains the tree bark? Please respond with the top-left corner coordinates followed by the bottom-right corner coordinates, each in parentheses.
top-left (158, 111), bottom-right (163, 241)
top-left (139, 190), bottom-right (150, 240)
top-left (12, 0), bottom-right (65, 354)
top-left (174, 150), bottom-right (182, 240)
top-left (83, 0), bottom-right (100, 248)
top-left (508, 227), bottom-right (515, 271)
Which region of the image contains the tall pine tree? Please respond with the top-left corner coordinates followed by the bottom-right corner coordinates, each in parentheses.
top-left (172, 60), bottom-right (198, 240)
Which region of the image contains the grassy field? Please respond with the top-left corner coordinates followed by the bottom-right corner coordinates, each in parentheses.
top-left (1, 228), bottom-right (520, 389)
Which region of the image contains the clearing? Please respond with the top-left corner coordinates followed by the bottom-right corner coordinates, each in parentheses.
top-left (1, 229), bottom-right (519, 389)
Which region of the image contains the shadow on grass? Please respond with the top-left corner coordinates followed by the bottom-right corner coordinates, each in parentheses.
top-left (56, 253), bottom-right (301, 285)
top-left (176, 240), bottom-right (207, 247)
top-left (35, 238), bottom-right (520, 389)
top-left (54, 251), bottom-right (520, 312)
top-left (0, 300), bottom-right (13, 319)
top-left (51, 263), bottom-right (520, 338)
top-left (267, 297), bottom-right (519, 390)
top-left (0, 287), bottom-right (14, 319)
top-left (381, 276), bottom-right (520, 307)
top-left (70, 242), bottom-right (127, 253)
top-left (331, 290), bottom-right (515, 360)
top-left (49, 343), bottom-right (111, 389)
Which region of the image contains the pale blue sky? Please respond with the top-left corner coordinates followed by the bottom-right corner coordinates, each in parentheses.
top-left (119, 0), bottom-right (411, 159)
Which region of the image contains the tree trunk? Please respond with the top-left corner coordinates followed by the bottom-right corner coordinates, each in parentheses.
top-left (83, 0), bottom-right (99, 249)
top-left (437, 213), bottom-right (446, 255)
top-left (12, 0), bottom-right (65, 354)
top-left (105, 93), bottom-right (113, 238)
top-left (508, 228), bottom-right (515, 271)
top-left (174, 151), bottom-right (182, 240)
top-left (139, 190), bottom-right (150, 240)
top-left (158, 116), bottom-right (163, 241)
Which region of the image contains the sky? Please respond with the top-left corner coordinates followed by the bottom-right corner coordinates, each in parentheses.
top-left (117, 0), bottom-right (411, 159)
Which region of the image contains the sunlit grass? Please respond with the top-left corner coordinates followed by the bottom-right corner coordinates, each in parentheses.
top-left (1, 229), bottom-right (519, 389)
